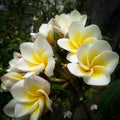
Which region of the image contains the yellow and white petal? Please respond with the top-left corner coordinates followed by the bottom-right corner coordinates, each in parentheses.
top-left (38, 89), bottom-right (52, 112)
top-left (39, 24), bottom-right (51, 38)
top-left (84, 66), bottom-right (110, 86)
top-left (67, 63), bottom-right (92, 77)
top-left (92, 51), bottom-right (119, 74)
top-left (88, 40), bottom-right (112, 64)
top-left (30, 63), bottom-right (46, 74)
top-left (24, 75), bottom-right (50, 95)
top-left (57, 38), bottom-right (77, 52)
top-left (67, 52), bottom-right (78, 63)
top-left (14, 101), bottom-right (38, 118)
top-left (80, 24), bottom-right (102, 40)
top-left (77, 44), bottom-right (90, 70)
top-left (3, 99), bottom-right (16, 117)
top-left (69, 22), bottom-right (84, 48)
top-left (1, 72), bottom-right (23, 91)
top-left (1, 72), bottom-right (23, 81)
top-left (20, 42), bottom-right (38, 64)
top-left (84, 37), bottom-right (97, 45)
top-left (44, 57), bottom-right (55, 77)
top-left (34, 34), bottom-right (53, 56)
top-left (11, 81), bottom-right (36, 102)
top-left (30, 103), bottom-right (41, 120)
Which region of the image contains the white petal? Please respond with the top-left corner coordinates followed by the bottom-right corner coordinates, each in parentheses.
top-left (11, 81), bottom-right (36, 102)
top-left (16, 58), bottom-right (32, 71)
top-left (70, 10), bottom-right (87, 26)
top-left (57, 38), bottom-right (77, 52)
top-left (80, 24), bottom-right (102, 40)
top-left (39, 24), bottom-right (51, 38)
top-left (20, 42), bottom-right (37, 63)
top-left (1, 72), bottom-right (23, 91)
top-left (24, 75), bottom-right (50, 95)
top-left (3, 99), bottom-right (16, 117)
top-left (44, 57), bottom-right (55, 77)
top-left (69, 22), bottom-right (84, 47)
top-left (1, 72), bottom-right (23, 81)
top-left (34, 35), bottom-right (53, 56)
top-left (67, 52), bottom-right (78, 63)
top-left (30, 104), bottom-right (41, 120)
top-left (88, 40), bottom-right (112, 63)
top-left (84, 66), bottom-right (110, 86)
top-left (77, 44), bottom-right (90, 70)
top-left (15, 101), bottom-right (38, 118)
top-left (67, 63), bottom-right (92, 77)
top-left (37, 89), bottom-right (53, 112)
top-left (84, 37), bottom-right (97, 44)
top-left (30, 63), bottom-right (45, 74)
top-left (92, 51), bottom-right (119, 74)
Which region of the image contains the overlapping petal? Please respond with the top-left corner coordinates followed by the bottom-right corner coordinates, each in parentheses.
top-left (52, 10), bottom-right (87, 36)
top-left (7, 52), bottom-right (22, 72)
top-left (24, 75), bottom-right (50, 95)
top-left (57, 22), bottom-right (102, 62)
top-left (83, 66), bottom-right (110, 85)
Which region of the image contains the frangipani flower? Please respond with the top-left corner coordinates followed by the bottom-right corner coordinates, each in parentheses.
top-left (16, 35), bottom-right (55, 77)
top-left (31, 23), bottom-right (54, 44)
top-left (1, 72), bottom-right (24, 91)
top-left (7, 52), bottom-right (22, 72)
top-left (67, 40), bottom-right (119, 85)
top-left (4, 75), bottom-right (52, 120)
top-left (51, 10), bottom-right (87, 36)
top-left (57, 22), bottom-right (102, 62)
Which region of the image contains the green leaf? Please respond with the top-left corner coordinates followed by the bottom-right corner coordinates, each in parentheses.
top-left (84, 88), bottom-right (98, 101)
top-left (99, 80), bottom-right (120, 119)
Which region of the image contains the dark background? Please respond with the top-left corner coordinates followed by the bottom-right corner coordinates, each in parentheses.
top-left (0, 0), bottom-right (120, 120)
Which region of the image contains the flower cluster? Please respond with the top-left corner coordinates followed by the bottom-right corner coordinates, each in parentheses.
top-left (1, 10), bottom-right (119, 120)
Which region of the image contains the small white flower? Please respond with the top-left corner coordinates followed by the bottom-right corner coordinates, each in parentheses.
top-left (33, 16), bottom-right (38, 21)
top-left (90, 104), bottom-right (98, 111)
top-left (79, 97), bottom-right (83, 101)
top-left (64, 111), bottom-right (73, 119)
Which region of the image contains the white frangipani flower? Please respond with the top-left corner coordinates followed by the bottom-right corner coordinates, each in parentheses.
top-left (58, 22), bottom-right (102, 62)
top-left (1, 72), bottom-right (24, 91)
top-left (51, 10), bottom-right (87, 36)
top-left (67, 40), bottom-right (119, 86)
top-left (4, 75), bottom-right (52, 120)
top-left (16, 35), bottom-right (55, 77)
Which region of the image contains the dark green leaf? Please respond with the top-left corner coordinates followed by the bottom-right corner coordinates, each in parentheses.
top-left (99, 80), bottom-right (120, 119)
